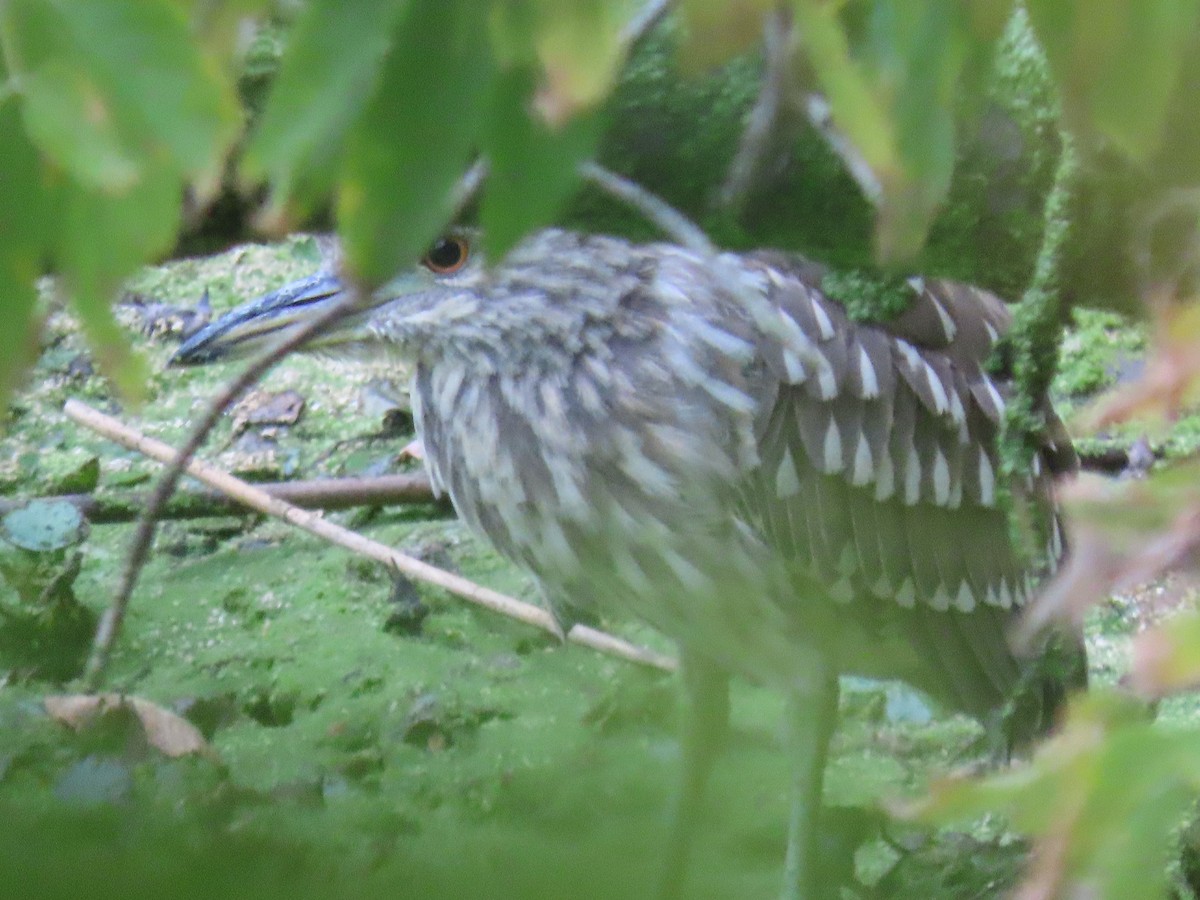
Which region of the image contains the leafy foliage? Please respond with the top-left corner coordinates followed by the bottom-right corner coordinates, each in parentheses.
top-left (0, 0), bottom-right (241, 406)
top-left (905, 692), bottom-right (1200, 900)
top-left (1, 0), bottom-right (1195, 411)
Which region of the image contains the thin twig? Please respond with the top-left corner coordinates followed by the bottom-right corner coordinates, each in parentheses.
top-left (83, 165), bottom-right (492, 689)
top-left (66, 400), bottom-right (677, 673)
top-left (451, 158), bottom-right (489, 212)
top-left (622, 0), bottom-right (674, 50)
top-left (799, 93), bottom-right (882, 204)
top-left (719, 8), bottom-right (796, 214)
top-left (580, 161), bottom-right (718, 257)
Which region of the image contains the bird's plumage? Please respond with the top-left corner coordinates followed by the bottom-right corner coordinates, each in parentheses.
top-left (174, 226), bottom-right (1083, 896)
top-left (177, 229), bottom-right (1074, 722)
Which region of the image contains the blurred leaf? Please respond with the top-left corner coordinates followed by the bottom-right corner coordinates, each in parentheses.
top-left (2, 500), bottom-right (85, 552)
top-left (966, 0), bottom-right (1018, 42)
top-left (0, 83), bottom-right (52, 418)
top-left (479, 67), bottom-right (603, 260)
top-left (244, 0), bottom-right (411, 207)
top-left (790, 1), bottom-right (896, 185)
top-left (19, 61), bottom-right (138, 191)
top-left (1018, 466), bottom-right (1200, 641)
top-left (0, 266), bottom-right (40, 419)
top-left (488, 0), bottom-right (536, 71)
top-left (56, 164), bottom-right (184, 401)
top-left (338, 0), bottom-right (493, 284)
top-left (178, 0), bottom-right (277, 66)
top-left (676, 0), bottom-right (775, 71)
top-left (791, 0), bottom-right (987, 262)
top-left (903, 690), bottom-right (1199, 900)
top-left (1026, 0), bottom-right (1200, 161)
top-left (1131, 613), bottom-right (1200, 698)
top-left (1, 0), bottom-right (242, 404)
top-left (528, 0), bottom-right (629, 126)
top-left (7, 0), bottom-right (241, 180)
top-left (870, 2), bottom-right (962, 261)
top-left (1066, 463), bottom-right (1200, 546)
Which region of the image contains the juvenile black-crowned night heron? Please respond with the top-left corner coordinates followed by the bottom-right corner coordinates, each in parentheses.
top-left (175, 228), bottom-right (1083, 898)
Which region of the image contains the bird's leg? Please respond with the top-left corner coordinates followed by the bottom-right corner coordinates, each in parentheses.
top-left (781, 661), bottom-right (840, 900)
top-left (658, 650), bottom-right (730, 900)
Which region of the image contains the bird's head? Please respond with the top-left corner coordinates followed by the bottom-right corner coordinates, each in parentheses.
top-left (170, 229), bottom-right (648, 372)
top-left (171, 230), bottom-right (492, 367)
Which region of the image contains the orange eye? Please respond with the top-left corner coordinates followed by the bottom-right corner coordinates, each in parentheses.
top-left (423, 236), bottom-right (470, 274)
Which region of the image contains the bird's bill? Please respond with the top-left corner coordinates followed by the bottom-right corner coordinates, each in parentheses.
top-left (170, 271), bottom-right (373, 366)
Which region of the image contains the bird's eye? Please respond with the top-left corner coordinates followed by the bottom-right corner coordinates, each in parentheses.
top-left (423, 236), bottom-right (470, 274)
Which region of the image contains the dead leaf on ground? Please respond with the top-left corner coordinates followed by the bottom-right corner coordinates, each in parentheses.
top-left (44, 693), bottom-right (214, 759)
top-left (231, 389), bottom-right (306, 434)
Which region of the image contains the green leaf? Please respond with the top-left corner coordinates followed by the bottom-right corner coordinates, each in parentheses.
top-left (0, 87), bottom-right (52, 418)
top-left (19, 60), bottom-right (138, 191)
top-left (1131, 613), bottom-right (1200, 698)
top-left (791, 1), bottom-right (898, 191)
top-left (338, 0), bottom-right (493, 285)
top-left (1026, 0), bottom-right (1200, 161)
top-left (905, 690), bottom-right (1200, 899)
top-left (171, 0), bottom-right (278, 67)
top-left (492, 0), bottom-right (629, 127)
top-left (7, 0), bottom-right (241, 179)
top-left (244, 0), bottom-right (412, 201)
top-left (791, 0), bottom-right (988, 262)
top-left (966, 0), bottom-right (1017, 43)
top-left (675, 0), bottom-right (776, 72)
top-left (0, 263), bottom-right (40, 421)
top-left (868, 1), bottom-right (966, 261)
top-left (1, 0), bottom-right (240, 403)
top-left (56, 164), bottom-right (182, 401)
top-left (479, 67), bottom-right (603, 260)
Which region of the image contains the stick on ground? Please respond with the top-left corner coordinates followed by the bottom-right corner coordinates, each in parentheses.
top-left (64, 399), bottom-right (677, 674)
top-left (1, 474), bottom-right (443, 525)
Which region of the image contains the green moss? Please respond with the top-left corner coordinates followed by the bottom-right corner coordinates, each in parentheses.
top-left (1001, 137), bottom-right (1079, 480)
top-left (1053, 308), bottom-right (1145, 402)
top-left (820, 268), bottom-right (913, 324)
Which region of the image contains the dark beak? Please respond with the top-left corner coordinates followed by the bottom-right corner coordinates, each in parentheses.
top-left (170, 271), bottom-right (347, 366)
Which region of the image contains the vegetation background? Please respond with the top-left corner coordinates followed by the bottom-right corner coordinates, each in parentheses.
top-left (3, 0), bottom-right (1200, 897)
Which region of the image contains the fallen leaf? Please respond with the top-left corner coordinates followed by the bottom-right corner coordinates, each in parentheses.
top-left (44, 693), bottom-right (213, 759)
top-left (231, 389), bottom-right (306, 434)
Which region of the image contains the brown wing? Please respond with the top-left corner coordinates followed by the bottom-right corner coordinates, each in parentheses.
top-left (740, 253), bottom-right (1072, 720)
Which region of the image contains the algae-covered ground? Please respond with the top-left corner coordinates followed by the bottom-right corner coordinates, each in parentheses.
top-left (0, 238), bottom-right (1193, 900)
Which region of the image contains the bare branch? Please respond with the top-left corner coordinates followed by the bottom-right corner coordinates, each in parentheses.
top-left (622, 0), bottom-right (674, 51)
top-left (0, 473), bottom-right (442, 524)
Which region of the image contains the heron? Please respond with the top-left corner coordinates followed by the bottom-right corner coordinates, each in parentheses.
top-left (173, 226), bottom-right (1085, 898)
